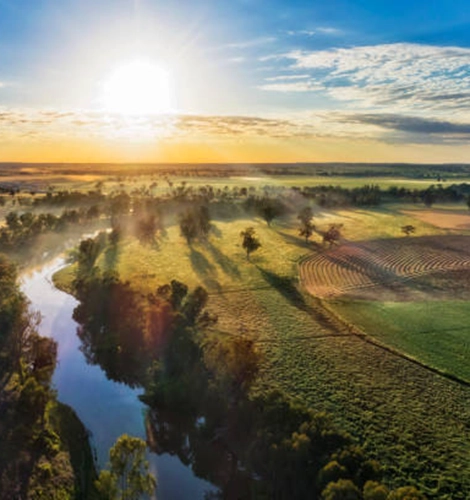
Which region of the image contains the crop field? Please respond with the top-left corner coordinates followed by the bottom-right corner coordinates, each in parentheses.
top-left (300, 235), bottom-right (470, 300)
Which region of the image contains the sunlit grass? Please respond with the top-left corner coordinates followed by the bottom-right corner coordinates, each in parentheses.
top-left (330, 299), bottom-right (470, 383)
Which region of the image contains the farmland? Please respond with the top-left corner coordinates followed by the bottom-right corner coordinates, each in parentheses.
top-left (2, 164), bottom-right (470, 498)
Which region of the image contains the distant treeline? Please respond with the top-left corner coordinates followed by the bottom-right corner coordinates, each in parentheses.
top-left (2, 161), bottom-right (470, 179)
top-left (297, 183), bottom-right (470, 207)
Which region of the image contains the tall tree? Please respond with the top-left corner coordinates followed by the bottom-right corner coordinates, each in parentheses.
top-left (240, 227), bottom-right (261, 260)
top-left (95, 435), bottom-right (156, 500)
top-left (298, 207), bottom-right (315, 243)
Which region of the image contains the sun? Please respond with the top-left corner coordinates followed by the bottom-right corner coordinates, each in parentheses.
top-left (101, 60), bottom-right (173, 115)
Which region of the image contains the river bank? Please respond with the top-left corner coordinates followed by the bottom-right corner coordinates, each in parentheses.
top-left (20, 258), bottom-right (216, 499)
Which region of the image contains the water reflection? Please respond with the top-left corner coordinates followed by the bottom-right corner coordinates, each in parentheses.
top-left (20, 259), bottom-right (217, 499)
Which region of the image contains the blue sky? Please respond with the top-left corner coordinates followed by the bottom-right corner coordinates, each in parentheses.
top-left (0, 0), bottom-right (469, 162)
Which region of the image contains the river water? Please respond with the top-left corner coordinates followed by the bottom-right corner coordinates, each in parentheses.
top-left (21, 258), bottom-right (216, 499)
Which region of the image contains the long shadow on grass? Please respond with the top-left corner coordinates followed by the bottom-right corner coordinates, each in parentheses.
top-left (277, 231), bottom-right (323, 252)
top-left (256, 266), bottom-right (309, 312)
top-left (189, 247), bottom-right (221, 291)
top-left (206, 241), bottom-right (240, 278)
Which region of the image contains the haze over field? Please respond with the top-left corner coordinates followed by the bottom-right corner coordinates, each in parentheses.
top-left (0, 0), bottom-right (469, 163)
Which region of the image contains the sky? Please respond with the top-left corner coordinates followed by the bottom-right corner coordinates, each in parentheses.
top-left (0, 0), bottom-right (469, 163)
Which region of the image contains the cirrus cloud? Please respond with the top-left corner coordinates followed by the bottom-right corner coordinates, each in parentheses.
top-left (259, 43), bottom-right (470, 116)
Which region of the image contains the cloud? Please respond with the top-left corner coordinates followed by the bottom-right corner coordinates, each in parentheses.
top-left (1, 107), bottom-right (469, 146)
top-left (227, 56), bottom-right (246, 64)
top-left (265, 74), bottom-right (311, 81)
top-left (342, 113), bottom-right (470, 143)
top-left (258, 81), bottom-right (321, 92)
top-left (316, 27), bottom-right (342, 35)
top-left (286, 27), bottom-right (343, 37)
top-left (260, 43), bottom-right (470, 115)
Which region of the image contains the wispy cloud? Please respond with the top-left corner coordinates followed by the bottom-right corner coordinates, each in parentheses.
top-left (316, 27), bottom-right (343, 35)
top-left (224, 36), bottom-right (276, 50)
top-left (259, 43), bottom-right (470, 116)
top-left (258, 81), bottom-right (321, 92)
top-left (265, 74), bottom-right (311, 81)
top-left (1, 107), bottom-right (469, 146)
top-left (286, 27), bottom-right (343, 37)
top-left (227, 56), bottom-right (246, 64)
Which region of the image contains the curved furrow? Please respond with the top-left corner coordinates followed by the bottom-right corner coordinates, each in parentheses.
top-left (299, 236), bottom-right (470, 298)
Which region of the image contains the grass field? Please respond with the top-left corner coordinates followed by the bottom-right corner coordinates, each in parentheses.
top-left (330, 299), bottom-right (470, 383)
top-left (53, 202), bottom-right (470, 498)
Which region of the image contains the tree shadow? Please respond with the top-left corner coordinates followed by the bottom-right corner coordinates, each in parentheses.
top-left (277, 231), bottom-right (322, 252)
top-left (211, 225), bottom-right (223, 239)
top-left (206, 242), bottom-right (240, 278)
top-left (256, 266), bottom-right (308, 312)
top-left (189, 247), bottom-right (221, 291)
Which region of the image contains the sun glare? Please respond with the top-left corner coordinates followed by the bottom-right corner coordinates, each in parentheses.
top-left (101, 60), bottom-right (173, 115)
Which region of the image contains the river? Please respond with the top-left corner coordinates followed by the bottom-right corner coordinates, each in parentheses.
top-left (21, 258), bottom-right (217, 499)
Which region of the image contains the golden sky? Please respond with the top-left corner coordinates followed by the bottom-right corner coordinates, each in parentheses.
top-left (1, 1), bottom-right (470, 163)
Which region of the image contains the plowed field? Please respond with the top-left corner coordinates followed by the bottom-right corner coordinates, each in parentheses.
top-left (300, 236), bottom-right (470, 300)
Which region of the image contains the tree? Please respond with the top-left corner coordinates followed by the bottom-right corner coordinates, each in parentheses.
top-left (363, 481), bottom-right (389, 500)
top-left (321, 479), bottom-right (361, 500)
top-left (77, 237), bottom-right (101, 273)
top-left (323, 224), bottom-right (343, 247)
top-left (5, 211), bottom-right (20, 231)
top-left (179, 210), bottom-right (198, 245)
top-left (240, 227), bottom-right (261, 260)
top-left (197, 205), bottom-right (211, 239)
top-left (259, 197), bottom-right (285, 226)
top-left (401, 225), bottom-right (415, 237)
top-left (387, 486), bottom-right (427, 500)
top-left (298, 207), bottom-right (315, 243)
top-left (422, 189), bottom-right (436, 208)
top-left (205, 335), bottom-right (261, 397)
top-left (95, 435), bottom-right (156, 500)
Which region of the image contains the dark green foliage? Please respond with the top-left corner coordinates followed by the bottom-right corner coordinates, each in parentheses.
top-left (73, 272), bottom-right (152, 387)
top-left (422, 189), bottom-right (436, 208)
top-left (240, 227), bottom-right (261, 260)
top-left (179, 204), bottom-right (212, 244)
top-left (401, 225), bottom-right (416, 236)
top-left (0, 254), bottom-right (88, 499)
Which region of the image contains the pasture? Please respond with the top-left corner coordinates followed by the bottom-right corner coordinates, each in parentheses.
top-left (53, 197), bottom-right (470, 497)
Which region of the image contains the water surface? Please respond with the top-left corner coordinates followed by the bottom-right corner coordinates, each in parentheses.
top-left (21, 258), bottom-right (216, 499)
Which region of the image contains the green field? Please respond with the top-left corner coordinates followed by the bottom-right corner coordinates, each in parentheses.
top-left (330, 299), bottom-right (470, 383)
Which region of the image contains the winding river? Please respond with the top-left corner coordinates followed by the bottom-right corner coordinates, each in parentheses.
top-left (21, 258), bottom-right (216, 499)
